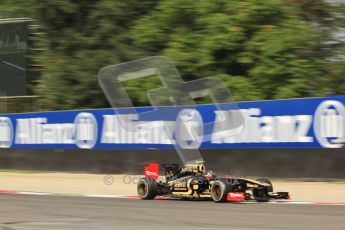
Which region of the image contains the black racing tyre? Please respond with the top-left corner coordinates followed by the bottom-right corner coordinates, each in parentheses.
top-left (253, 187), bottom-right (269, 202)
top-left (256, 177), bottom-right (273, 192)
top-left (211, 180), bottom-right (229, 203)
top-left (137, 177), bottom-right (158, 200)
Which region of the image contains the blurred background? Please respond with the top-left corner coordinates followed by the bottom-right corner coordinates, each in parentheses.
top-left (0, 0), bottom-right (345, 113)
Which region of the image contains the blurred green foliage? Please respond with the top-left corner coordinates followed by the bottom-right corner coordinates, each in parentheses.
top-left (1, 0), bottom-right (345, 110)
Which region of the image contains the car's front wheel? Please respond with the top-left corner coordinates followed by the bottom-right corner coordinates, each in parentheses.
top-left (256, 177), bottom-right (273, 192)
top-left (137, 177), bottom-right (158, 200)
top-left (253, 187), bottom-right (269, 202)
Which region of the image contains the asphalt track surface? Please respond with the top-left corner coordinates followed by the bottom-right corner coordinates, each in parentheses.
top-left (0, 194), bottom-right (344, 230)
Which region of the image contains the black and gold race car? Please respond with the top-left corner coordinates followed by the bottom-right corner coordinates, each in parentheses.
top-left (137, 163), bottom-right (289, 203)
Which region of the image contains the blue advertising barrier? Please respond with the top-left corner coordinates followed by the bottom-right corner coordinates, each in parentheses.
top-left (1, 96), bottom-right (345, 149)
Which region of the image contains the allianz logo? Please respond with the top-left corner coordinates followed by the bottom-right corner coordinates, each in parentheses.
top-left (211, 100), bottom-right (345, 148)
top-left (0, 117), bottom-right (13, 148)
top-left (314, 100), bottom-right (345, 148)
top-left (100, 109), bottom-right (204, 149)
top-left (0, 112), bottom-right (98, 149)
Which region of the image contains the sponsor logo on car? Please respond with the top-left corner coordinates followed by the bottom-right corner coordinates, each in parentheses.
top-left (144, 163), bottom-right (159, 179)
top-left (227, 192), bottom-right (245, 202)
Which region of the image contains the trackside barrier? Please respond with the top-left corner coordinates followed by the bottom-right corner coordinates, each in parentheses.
top-left (0, 96), bottom-right (345, 178)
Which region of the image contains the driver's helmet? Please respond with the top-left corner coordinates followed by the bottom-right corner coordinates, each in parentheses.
top-left (203, 170), bottom-right (216, 180)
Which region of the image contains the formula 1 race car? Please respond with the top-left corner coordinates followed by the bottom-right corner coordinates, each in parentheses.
top-left (137, 163), bottom-right (290, 203)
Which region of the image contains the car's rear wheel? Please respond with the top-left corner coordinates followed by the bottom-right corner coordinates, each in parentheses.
top-left (211, 180), bottom-right (229, 203)
top-left (137, 177), bottom-right (158, 200)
